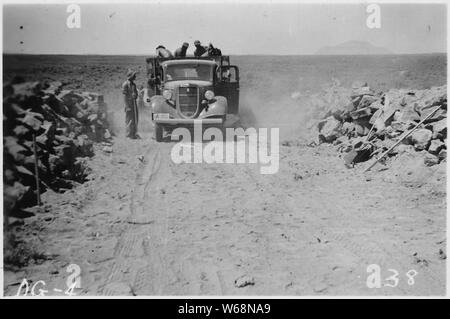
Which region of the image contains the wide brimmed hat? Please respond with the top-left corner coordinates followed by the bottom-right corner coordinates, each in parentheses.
top-left (156, 45), bottom-right (165, 50)
top-left (182, 42), bottom-right (189, 47)
top-left (126, 69), bottom-right (137, 79)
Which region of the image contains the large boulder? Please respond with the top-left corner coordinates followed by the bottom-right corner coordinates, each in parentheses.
top-left (410, 129), bottom-right (433, 150)
top-left (419, 107), bottom-right (446, 123)
top-left (342, 121), bottom-right (355, 134)
top-left (12, 81), bottom-right (42, 97)
top-left (394, 107), bottom-right (420, 122)
top-left (3, 182), bottom-right (30, 214)
top-left (393, 144), bottom-right (415, 156)
top-left (390, 120), bottom-right (415, 133)
top-left (318, 116), bottom-right (342, 143)
top-left (428, 139), bottom-right (445, 155)
top-left (353, 118), bottom-right (371, 136)
top-left (350, 106), bottom-right (372, 120)
top-left (438, 149), bottom-right (447, 161)
top-left (369, 101), bottom-right (397, 128)
top-left (43, 81), bottom-right (63, 95)
top-left (350, 83), bottom-right (375, 108)
top-left (424, 152), bottom-right (439, 167)
top-left (351, 82), bottom-right (373, 98)
top-left (427, 118), bottom-right (447, 139)
top-left (357, 95), bottom-right (378, 109)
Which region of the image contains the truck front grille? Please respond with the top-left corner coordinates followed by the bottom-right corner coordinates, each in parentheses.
top-left (178, 86), bottom-right (199, 117)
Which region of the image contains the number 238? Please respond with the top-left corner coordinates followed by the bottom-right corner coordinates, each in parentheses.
top-left (366, 264), bottom-right (418, 288)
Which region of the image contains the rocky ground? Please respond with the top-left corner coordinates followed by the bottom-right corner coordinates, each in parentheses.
top-left (3, 54), bottom-right (447, 296)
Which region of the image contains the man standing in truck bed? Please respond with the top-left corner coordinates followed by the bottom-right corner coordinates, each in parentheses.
top-left (175, 42), bottom-right (189, 57)
top-left (156, 45), bottom-right (173, 58)
top-left (122, 69), bottom-right (139, 139)
top-left (193, 40), bottom-right (208, 57)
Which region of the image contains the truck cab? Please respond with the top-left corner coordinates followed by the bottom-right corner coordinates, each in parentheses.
top-left (145, 55), bottom-right (240, 141)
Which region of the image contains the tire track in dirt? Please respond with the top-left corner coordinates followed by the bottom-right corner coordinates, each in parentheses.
top-left (126, 142), bottom-right (226, 295)
top-left (197, 139), bottom-right (297, 294)
top-left (239, 164), bottom-right (285, 292)
top-left (238, 162), bottom-right (323, 294)
top-left (131, 143), bottom-right (177, 295)
top-left (202, 160), bottom-right (264, 295)
top-left (162, 142), bottom-right (229, 295)
top-left (101, 142), bottom-right (165, 295)
top-left (104, 140), bottom-right (235, 295)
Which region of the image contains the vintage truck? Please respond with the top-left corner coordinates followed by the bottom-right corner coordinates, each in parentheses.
top-left (144, 55), bottom-right (240, 141)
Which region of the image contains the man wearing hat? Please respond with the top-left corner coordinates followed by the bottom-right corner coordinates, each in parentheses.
top-left (174, 42), bottom-right (189, 57)
top-left (121, 69), bottom-right (139, 139)
top-left (156, 45), bottom-right (173, 58)
top-left (207, 43), bottom-right (222, 56)
top-left (193, 40), bottom-right (208, 57)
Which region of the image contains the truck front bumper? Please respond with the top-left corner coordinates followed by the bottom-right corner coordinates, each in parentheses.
top-left (154, 118), bottom-right (223, 125)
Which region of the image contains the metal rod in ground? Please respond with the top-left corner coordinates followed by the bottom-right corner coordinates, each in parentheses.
top-left (364, 105), bottom-right (442, 173)
top-left (32, 133), bottom-right (41, 206)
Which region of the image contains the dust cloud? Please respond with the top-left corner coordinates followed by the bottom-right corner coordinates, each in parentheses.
top-left (238, 76), bottom-right (328, 142)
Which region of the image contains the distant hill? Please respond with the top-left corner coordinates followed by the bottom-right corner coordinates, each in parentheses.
top-left (316, 40), bottom-right (392, 55)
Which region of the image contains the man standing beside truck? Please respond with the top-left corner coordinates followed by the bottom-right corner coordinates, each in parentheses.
top-left (122, 69), bottom-right (139, 139)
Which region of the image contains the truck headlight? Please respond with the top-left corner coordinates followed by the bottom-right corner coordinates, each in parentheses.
top-left (204, 90), bottom-right (215, 101)
top-left (163, 89), bottom-right (172, 100)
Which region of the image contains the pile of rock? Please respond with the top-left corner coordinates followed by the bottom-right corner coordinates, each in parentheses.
top-left (3, 79), bottom-right (112, 218)
top-left (314, 82), bottom-right (446, 168)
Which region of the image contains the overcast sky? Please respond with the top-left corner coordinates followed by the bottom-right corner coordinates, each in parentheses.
top-left (2, 2), bottom-right (447, 55)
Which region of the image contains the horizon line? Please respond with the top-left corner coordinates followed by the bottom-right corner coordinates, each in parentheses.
top-left (3, 52), bottom-right (447, 56)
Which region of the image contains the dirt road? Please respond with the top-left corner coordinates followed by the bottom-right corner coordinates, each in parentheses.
top-left (5, 119), bottom-right (446, 295)
top-left (4, 129), bottom-right (446, 296)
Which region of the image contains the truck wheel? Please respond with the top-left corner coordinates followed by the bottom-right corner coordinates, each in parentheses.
top-left (155, 123), bottom-right (163, 142)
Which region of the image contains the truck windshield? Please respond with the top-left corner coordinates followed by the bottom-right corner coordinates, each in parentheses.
top-left (164, 63), bottom-right (213, 82)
